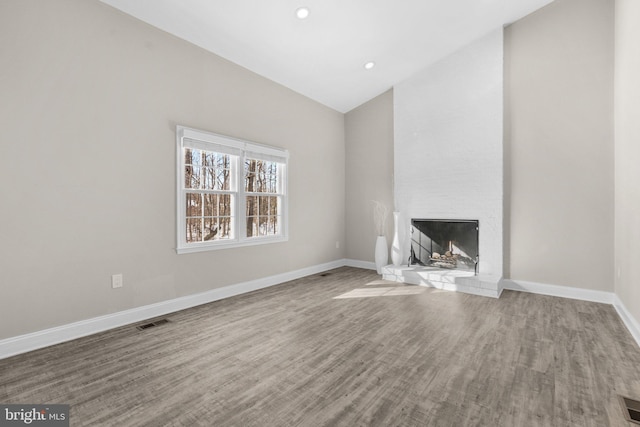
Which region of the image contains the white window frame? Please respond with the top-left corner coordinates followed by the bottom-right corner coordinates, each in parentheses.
top-left (176, 125), bottom-right (289, 254)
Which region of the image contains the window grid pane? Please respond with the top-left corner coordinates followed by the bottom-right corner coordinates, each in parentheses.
top-left (244, 159), bottom-right (280, 194)
top-left (185, 192), bottom-right (234, 243)
top-left (185, 148), bottom-right (232, 191)
top-left (245, 194), bottom-right (281, 238)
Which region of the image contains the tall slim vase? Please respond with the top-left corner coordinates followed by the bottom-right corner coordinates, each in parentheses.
top-left (391, 212), bottom-right (402, 266)
top-left (374, 236), bottom-right (388, 274)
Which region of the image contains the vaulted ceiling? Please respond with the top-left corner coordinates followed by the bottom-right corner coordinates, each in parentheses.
top-left (99, 0), bottom-right (555, 113)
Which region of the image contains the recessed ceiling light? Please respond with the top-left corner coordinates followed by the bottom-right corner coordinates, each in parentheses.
top-left (364, 61), bottom-right (376, 70)
top-left (296, 7), bottom-right (310, 19)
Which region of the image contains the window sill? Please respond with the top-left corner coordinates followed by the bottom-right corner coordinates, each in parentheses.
top-left (176, 236), bottom-right (288, 254)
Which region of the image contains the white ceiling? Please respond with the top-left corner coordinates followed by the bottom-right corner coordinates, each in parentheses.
top-left (99, 0), bottom-right (554, 113)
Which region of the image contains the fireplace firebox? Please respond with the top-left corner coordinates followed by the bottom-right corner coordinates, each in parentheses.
top-left (410, 219), bottom-right (479, 274)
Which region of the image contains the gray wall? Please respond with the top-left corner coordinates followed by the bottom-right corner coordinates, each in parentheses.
top-left (345, 90), bottom-right (394, 262)
top-left (614, 0), bottom-right (640, 324)
top-left (504, 0), bottom-right (614, 291)
top-left (0, 0), bottom-right (345, 339)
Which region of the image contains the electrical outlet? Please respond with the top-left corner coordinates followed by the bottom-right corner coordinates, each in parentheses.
top-left (112, 274), bottom-right (123, 289)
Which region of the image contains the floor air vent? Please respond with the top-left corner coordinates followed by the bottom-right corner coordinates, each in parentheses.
top-left (619, 395), bottom-right (640, 424)
top-left (136, 319), bottom-right (170, 331)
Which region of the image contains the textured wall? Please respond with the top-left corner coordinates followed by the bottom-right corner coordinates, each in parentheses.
top-left (0, 0), bottom-right (345, 339)
top-left (505, 0), bottom-right (614, 291)
top-left (394, 29), bottom-right (504, 277)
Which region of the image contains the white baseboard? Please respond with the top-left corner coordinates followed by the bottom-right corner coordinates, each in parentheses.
top-left (502, 279), bottom-right (615, 304)
top-left (613, 295), bottom-right (640, 349)
top-left (4, 263), bottom-right (638, 360)
top-left (0, 259), bottom-right (346, 360)
top-left (344, 259), bottom-right (377, 270)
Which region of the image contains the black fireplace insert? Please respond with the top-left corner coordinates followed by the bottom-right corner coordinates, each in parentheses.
top-left (410, 219), bottom-right (479, 274)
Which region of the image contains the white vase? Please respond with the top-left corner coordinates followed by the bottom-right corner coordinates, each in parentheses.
top-left (391, 211), bottom-right (402, 266)
top-left (374, 235), bottom-right (388, 274)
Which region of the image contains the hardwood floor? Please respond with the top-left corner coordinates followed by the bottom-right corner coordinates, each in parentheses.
top-left (1, 267), bottom-right (640, 426)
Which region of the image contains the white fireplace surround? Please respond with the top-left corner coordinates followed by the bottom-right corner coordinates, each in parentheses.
top-left (386, 29), bottom-right (504, 298)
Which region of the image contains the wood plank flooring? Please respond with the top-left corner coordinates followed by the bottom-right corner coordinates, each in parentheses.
top-left (1, 267), bottom-right (640, 426)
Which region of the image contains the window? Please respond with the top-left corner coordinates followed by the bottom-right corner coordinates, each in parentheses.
top-left (176, 126), bottom-right (288, 254)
